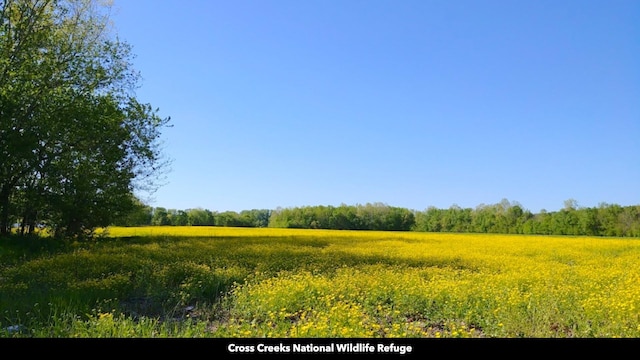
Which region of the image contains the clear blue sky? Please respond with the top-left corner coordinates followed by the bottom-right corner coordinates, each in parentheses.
top-left (111, 0), bottom-right (639, 213)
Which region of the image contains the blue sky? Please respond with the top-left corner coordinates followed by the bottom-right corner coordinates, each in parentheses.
top-left (111, 0), bottom-right (639, 213)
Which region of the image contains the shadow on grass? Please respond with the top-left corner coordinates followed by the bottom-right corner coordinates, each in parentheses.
top-left (0, 234), bottom-right (479, 329)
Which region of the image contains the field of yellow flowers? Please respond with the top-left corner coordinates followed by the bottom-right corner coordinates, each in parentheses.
top-left (1, 226), bottom-right (639, 338)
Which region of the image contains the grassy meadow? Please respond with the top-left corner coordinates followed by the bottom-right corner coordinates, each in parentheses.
top-left (1, 226), bottom-right (639, 338)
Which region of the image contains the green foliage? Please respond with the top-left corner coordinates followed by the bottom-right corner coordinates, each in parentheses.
top-left (268, 203), bottom-right (415, 231)
top-left (413, 199), bottom-right (640, 237)
top-left (112, 195), bottom-right (153, 227)
top-left (186, 208), bottom-right (215, 226)
top-left (129, 200), bottom-right (640, 237)
top-left (0, 0), bottom-right (169, 239)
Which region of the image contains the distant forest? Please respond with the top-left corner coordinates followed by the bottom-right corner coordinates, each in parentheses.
top-left (115, 199), bottom-right (640, 237)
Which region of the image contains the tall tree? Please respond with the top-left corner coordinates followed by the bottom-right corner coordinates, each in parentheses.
top-left (0, 0), bottom-right (169, 238)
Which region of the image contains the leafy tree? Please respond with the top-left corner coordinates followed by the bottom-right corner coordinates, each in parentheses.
top-left (0, 0), bottom-right (169, 238)
top-left (151, 207), bottom-right (170, 226)
top-left (356, 203), bottom-right (389, 230)
top-left (186, 208), bottom-right (214, 226)
top-left (413, 206), bottom-right (443, 232)
top-left (578, 207), bottom-right (600, 236)
top-left (111, 195), bottom-right (152, 227)
top-left (383, 206), bottom-right (415, 231)
top-left (622, 206), bottom-right (640, 237)
top-left (471, 204), bottom-right (496, 233)
top-left (238, 209), bottom-right (271, 228)
top-left (537, 210), bottom-right (554, 235)
top-left (215, 211), bottom-right (243, 227)
top-left (505, 203), bottom-right (529, 234)
top-left (169, 209), bottom-right (189, 226)
top-left (330, 204), bottom-right (359, 230)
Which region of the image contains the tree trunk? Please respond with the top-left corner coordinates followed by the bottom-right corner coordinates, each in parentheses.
top-left (0, 187), bottom-right (10, 235)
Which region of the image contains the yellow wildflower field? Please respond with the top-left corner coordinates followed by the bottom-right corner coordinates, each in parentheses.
top-left (103, 226), bottom-right (640, 338)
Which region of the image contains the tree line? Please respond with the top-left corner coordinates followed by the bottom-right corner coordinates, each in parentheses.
top-left (116, 204), bottom-right (272, 228)
top-left (413, 199), bottom-right (640, 237)
top-left (114, 199), bottom-right (640, 237)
